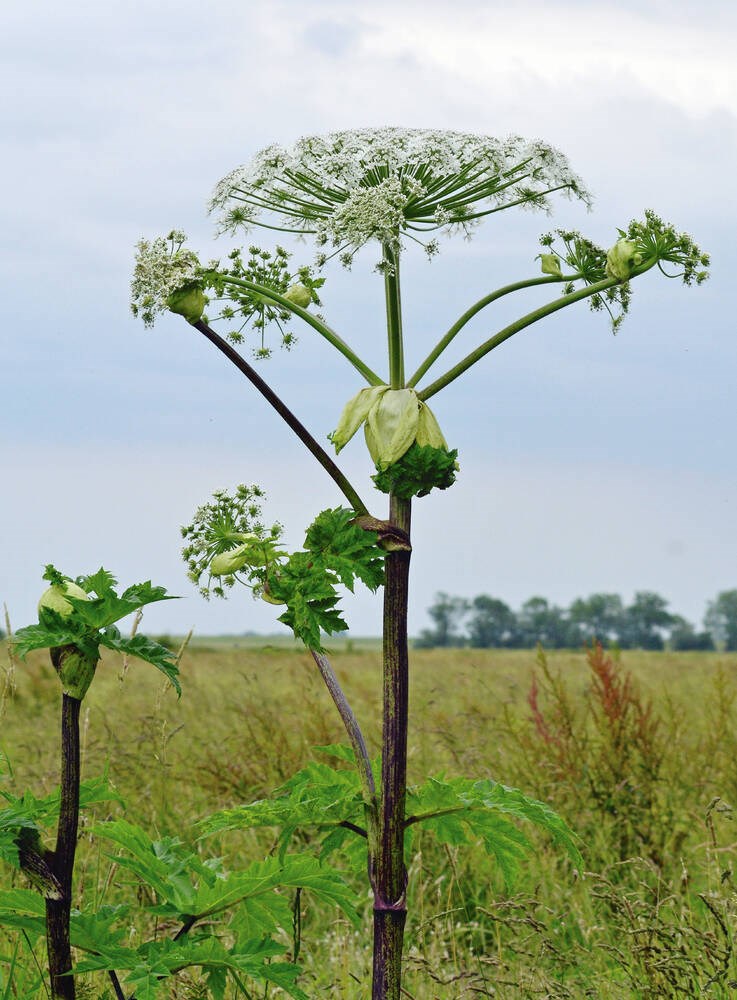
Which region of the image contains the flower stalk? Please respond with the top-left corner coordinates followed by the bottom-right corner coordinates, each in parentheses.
top-left (192, 319), bottom-right (370, 515)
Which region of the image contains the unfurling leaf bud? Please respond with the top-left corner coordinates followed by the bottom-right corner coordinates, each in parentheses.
top-left (539, 253), bottom-right (563, 277)
top-left (166, 282), bottom-right (206, 324)
top-left (605, 239), bottom-right (643, 282)
top-left (365, 388), bottom-right (421, 469)
top-left (330, 385), bottom-right (389, 453)
top-left (284, 283), bottom-right (312, 309)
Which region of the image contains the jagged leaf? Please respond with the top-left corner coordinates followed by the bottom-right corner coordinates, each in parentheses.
top-left (0, 889), bottom-right (46, 935)
top-left (98, 632), bottom-right (181, 694)
top-left (406, 775), bottom-right (582, 887)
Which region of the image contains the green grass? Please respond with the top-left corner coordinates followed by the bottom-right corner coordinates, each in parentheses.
top-left (2, 641), bottom-right (737, 998)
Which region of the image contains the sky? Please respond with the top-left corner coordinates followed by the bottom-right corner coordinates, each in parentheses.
top-left (2, 0), bottom-right (736, 640)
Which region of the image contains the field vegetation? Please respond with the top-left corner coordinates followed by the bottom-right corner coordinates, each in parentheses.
top-left (2, 638), bottom-right (737, 998)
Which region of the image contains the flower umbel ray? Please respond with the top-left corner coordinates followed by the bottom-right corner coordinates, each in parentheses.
top-left (210, 128), bottom-right (592, 255)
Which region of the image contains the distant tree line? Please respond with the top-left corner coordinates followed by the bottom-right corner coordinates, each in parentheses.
top-left (415, 589), bottom-right (737, 651)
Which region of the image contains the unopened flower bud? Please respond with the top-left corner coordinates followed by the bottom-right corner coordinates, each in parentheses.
top-left (284, 283), bottom-right (312, 309)
top-left (365, 388), bottom-right (420, 469)
top-left (166, 283), bottom-right (206, 324)
top-left (606, 239), bottom-right (643, 282)
top-left (539, 253), bottom-right (562, 278)
top-left (38, 581), bottom-right (88, 618)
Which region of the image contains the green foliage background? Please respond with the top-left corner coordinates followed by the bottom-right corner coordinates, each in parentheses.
top-left (2, 640), bottom-right (737, 997)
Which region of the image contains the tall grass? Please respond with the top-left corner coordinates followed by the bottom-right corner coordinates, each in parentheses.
top-left (2, 640), bottom-right (737, 997)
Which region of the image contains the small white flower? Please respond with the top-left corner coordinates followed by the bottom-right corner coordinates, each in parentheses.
top-left (210, 128), bottom-right (591, 257)
top-left (130, 231), bottom-right (201, 327)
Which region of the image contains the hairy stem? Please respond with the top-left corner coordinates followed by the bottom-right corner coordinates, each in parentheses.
top-left (45, 690), bottom-right (81, 1000)
top-left (372, 494), bottom-right (412, 1000)
top-left (193, 319), bottom-right (369, 514)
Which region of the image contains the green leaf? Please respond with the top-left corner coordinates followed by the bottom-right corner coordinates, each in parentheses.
top-left (91, 819), bottom-right (198, 911)
top-left (372, 443), bottom-right (458, 500)
top-left (0, 775), bottom-right (123, 870)
top-left (267, 508), bottom-right (385, 649)
top-left (75, 929), bottom-right (308, 1000)
top-left (304, 508), bottom-right (385, 592)
top-left (406, 775), bottom-right (582, 888)
top-left (70, 905), bottom-right (130, 953)
top-left (12, 620), bottom-right (88, 658)
top-left (0, 890), bottom-right (47, 935)
top-left (98, 632), bottom-right (181, 695)
top-left (79, 567), bottom-right (118, 597)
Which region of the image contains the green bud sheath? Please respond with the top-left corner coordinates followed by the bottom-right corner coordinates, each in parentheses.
top-left (605, 239), bottom-right (643, 281)
top-left (415, 401), bottom-right (448, 450)
top-left (166, 283), bottom-right (206, 324)
top-left (210, 536), bottom-right (273, 576)
top-left (539, 252), bottom-right (563, 277)
top-left (284, 283), bottom-right (312, 309)
top-left (51, 645), bottom-right (97, 701)
top-left (365, 388), bottom-right (420, 469)
top-left (210, 545), bottom-right (251, 576)
top-left (330, 384), bottom-right (389, 453)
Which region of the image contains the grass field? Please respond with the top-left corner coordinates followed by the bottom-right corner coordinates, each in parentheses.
top-left (2, 639), bottom-right (737, 998)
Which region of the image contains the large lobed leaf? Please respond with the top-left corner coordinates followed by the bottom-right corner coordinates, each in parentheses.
top-left (406, 775), bottom-right (583, 887)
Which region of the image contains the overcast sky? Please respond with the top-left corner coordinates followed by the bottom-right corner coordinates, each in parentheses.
top-left (2, 0), bottom-right (735, 640)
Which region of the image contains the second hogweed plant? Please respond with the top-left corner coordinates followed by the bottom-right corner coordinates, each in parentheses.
top-left (131, 128), bottom-right (708, 999)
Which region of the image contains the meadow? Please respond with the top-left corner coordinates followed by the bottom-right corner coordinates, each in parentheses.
top-left (2, 638), bottom-right (737, 999)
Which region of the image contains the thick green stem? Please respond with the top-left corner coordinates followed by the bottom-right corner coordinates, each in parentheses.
top-left (407, 274), bottom-right (572, 387)
top-left (382, 245), bottom-right (405, 388)
top-left (45, 690), bottom-right (81, 1000)
top-left (193, 320), bottom-right (369, 515)
top-left (372, 495), bottom-right (411, 1000)
top-left (213, 274), bottom-right (384, 386)
top-left (418, 266), bottom-right (656, 400)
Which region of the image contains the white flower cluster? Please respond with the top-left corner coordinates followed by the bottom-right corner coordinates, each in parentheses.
top-left (130, 231), bottom-right (201, 327)
top-left (210, 128), bottom-right (591, 257)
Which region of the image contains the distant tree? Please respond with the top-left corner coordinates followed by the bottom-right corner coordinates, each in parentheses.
top-left (516, 597), bottom-right (572, 648)
top-left (467, 595), bottom-right (517, 648)
top-left (415, 592), bottom-right (469, 648)
top-left (704, 590), bottom-right (737, 651)
top-left (568, 593), bottom-right (624, 644)
top-left (619, 591), bottom-right (674, 649)
top-left (667, 615), bottom-right (714, 651)
top-left (0, 628), bottom-right (5, 641)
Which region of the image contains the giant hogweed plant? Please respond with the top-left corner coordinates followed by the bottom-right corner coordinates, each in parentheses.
top-left (131, 128), bottom-right (708, 999)
top-left (1, 571), bottom-right (361, 1000)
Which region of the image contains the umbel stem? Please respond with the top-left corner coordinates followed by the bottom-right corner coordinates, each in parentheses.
top-left (373, 237), bottom-right (412, 999)
top-left (193, 320), bottom-right (369, 515)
